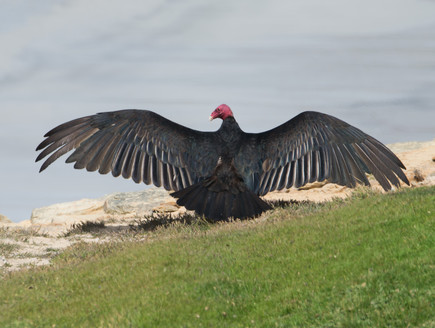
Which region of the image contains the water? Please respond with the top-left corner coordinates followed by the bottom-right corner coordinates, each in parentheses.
top-left (1, 0), bottom-right (435, 222)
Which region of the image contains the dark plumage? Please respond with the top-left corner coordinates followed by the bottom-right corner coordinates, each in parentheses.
top-left (36, 104), bottom-right (409, 221)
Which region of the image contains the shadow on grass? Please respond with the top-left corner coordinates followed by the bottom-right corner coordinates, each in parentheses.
top-left (63, 199), bottom-right (317, 236)
top-left (64, 221), bottom-right (107, 236)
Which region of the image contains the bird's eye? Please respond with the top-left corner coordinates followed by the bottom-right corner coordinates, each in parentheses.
top-left (217, 108), bottom-right (221, 112)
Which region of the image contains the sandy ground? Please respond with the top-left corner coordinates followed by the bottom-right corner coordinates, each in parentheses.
top-left (1, 139), bottom-right (434, 274)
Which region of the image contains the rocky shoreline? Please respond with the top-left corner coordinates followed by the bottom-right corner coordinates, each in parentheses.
top-left (1, 139), bottom-right (434, 272)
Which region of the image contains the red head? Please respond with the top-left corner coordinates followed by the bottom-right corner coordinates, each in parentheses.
top-left (209, 104), bottom-right (234, 121)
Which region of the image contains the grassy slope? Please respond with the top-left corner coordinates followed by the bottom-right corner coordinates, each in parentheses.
top-left (0, 187), bottom-right (434, 327)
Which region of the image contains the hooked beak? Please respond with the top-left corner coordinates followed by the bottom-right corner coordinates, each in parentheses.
top-left (209, 110), bottom-right (218, 121)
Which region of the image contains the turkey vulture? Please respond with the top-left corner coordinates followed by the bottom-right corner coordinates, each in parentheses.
top-left (36, 104), bottom-right (409, 221)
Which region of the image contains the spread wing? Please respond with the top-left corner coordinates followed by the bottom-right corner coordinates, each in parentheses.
top-left (235, 111), bottom-right (409, 195)
top-left (36, 109), bottom-right (221, 191)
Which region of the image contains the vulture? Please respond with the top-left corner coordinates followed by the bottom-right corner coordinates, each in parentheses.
top-left (36, 104), bottom-right (409, 221)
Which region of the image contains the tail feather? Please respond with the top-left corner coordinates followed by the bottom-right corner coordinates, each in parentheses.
top-left (201, 192), bottom-right (215, 217)
top-left (233, 193), bottom-right (245, 219)
top-left (182, 184), bottom-right (204, 209)
top-left (171, 181), bottom-right (271, 221)
top-left (213, 192), bottom-right (226, 219)
top-left (171, 159), bottom-right (272, 221)
top-left (239, 192), bottom-right (256, 218)
top-left (253, 192), bottom-right (271, 213)
top-left (186, 186), bottom-right (206, 211)
top-left (224, 192), bottom-right (235, 219)
top-left (196, 190), bottom-right (211, 216)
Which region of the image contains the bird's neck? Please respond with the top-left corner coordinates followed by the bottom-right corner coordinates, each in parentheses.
top-left (220, 116), bottom-right (239, 131)
top-left (217, 116), bottom-right (243, 147)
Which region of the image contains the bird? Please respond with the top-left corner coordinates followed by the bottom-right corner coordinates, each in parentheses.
top-left (36, 104), bottom-right (409, 221)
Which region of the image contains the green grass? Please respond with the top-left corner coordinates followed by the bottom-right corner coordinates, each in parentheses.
top-left (0, 187), bottom-right (434, 327)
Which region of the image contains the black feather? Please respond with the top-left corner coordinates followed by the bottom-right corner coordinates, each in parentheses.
top-left (132, 150), bottom-right (144, 183)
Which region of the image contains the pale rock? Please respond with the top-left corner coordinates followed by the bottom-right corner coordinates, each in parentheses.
top-left (0, 214), bottom-right (12, 225)
top-left (387, 138), bottom-right (435, 153)
top-left (16, 219), bottom-right (32, 227)
top-left (152, 201), bottom-right (181, 213)
top-left (104, 189), bottom-right (173, 216)
top-left (30, 188), bottom-right (175, 226)
top-left (31, 197), bottom-right (106, 225)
